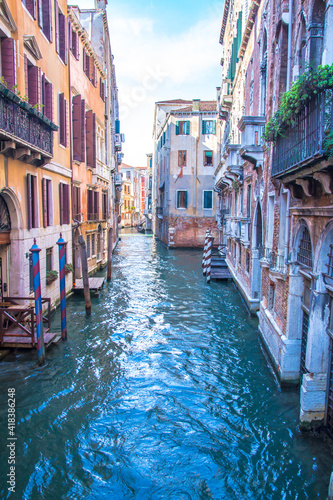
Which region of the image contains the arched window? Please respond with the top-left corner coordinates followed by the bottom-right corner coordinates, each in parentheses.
top-left (255, 203), bottom-right (263, 249)
top-left (298, 15), bottom-right (307, 75)
top-left (0, 195), bottom-right (11, 233)
top-left (296, 226), bottom-right (313, 268)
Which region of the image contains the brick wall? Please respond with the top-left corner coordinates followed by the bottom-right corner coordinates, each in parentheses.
top-left (168, 216), bottom-right (219, 248)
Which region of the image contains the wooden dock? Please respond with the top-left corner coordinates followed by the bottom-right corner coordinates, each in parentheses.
top-left (210, 253), bottom-right (232, 280)
top-left (1, 328), bottom-right (58, 349)
top-left (73, 277), bottom-right (106, 295)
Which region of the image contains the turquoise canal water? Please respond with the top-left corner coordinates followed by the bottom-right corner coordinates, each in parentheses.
top-left (0, 230), bottom-right (332, 499)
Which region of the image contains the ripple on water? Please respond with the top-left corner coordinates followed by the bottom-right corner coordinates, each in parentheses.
top-left (0, 231), bottom-right (332, 500)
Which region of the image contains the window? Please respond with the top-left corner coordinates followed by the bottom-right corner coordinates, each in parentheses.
top-left (22, 0), bottom-right (36, 19)
top-left (246, 250), bottom-right (250, 273)
top-left (38, 0), bottom-right (52, 41)
top-left (178, 150), bottom-right (186, 166)
top-left (176, 121), bottom-right (190, 135)
top-left (59, 183), bottom-right (70, 225)
top-left (72, 94), bottom-right (85, 162)
top-left (87, 190), bottom-right (99, 220)
top-left (69, 27), bottom-right (79, 60)
top-left (126, 171), bottom-right (131, 179)
top-left (268, 283), bottom-right (275, 310)
top-left (202, 120), bottom-right (216, 135)
top-left (1, 38), bottom-right (16, 90)
top-left (27, 174), bottom-right (39, 229)
top-left (72, 185), bottom-right (81, 221)
top-left (24, 58), bottom-right (41, 107)
top-left (46, 247), bottom-right (52, 273)
top-left (297, 227), bottom-right (312, 268)
top-left (177, 191), bottom-right (187, 209)
top-left (86, 110), bottom-right (96, 168)
top-left (102, 192), bottom-right (108, 220)
top-left (203, 191), bottom-right (213, 209)
top-left (59, 93), bottom-right (68, 147)
top-left (29, 253), bottom-right (33, 293)
top-left (246, 185), bottom-right (251, 217)
top-left (83, 48), bottom-right (96, 86)
top-left (239, 245), bottom-right (242, 265)
top-left (86, 234), bottom-right (91, 258)
top-left (41, 75), bottom-right (53, 121)
top-left (92, 233), bottom-right (96, 255)
top-left (55, 2), bottom-right (67, 64)
top-left (326, 245), bottom-right (333, 279)
top-left (42, 178), bottom-right (53, 227)
top-left (203, 151), bottom-right (213, 166)
top-left (100, 78), bottom-right (105, 101)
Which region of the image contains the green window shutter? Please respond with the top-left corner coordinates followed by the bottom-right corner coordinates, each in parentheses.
top-left (184, 191), bottom-right (188, 209)
top-left (115, 119), bottom-right (120, 134)
top-left (186, 121), bottom-right (190, 135)
top-left (236, 12), bottom-right (242, 61)
top-left (204, 191), bottom-right (213, 209)
top-left (212, 121), bottom-right (216, 134)
top-left (202, 120), bottom-right (206, 135)
top-left (176, 121), bottom-right (179, 135)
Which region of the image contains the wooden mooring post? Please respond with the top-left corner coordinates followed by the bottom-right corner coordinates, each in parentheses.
top-left (107, 227), bottom-right (113, 282)
top-left (78, 234), bottom-right (91, 315)
top-left (57, 234), bottom-right (67, 340)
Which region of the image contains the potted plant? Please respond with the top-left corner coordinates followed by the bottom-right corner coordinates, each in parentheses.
top-left (46, 270), bottom-right (58, 285)
top-left (65, 263), bottom-right (74, 275)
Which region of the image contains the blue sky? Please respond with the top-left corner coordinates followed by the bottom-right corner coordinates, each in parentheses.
top-left (77, 0), bottom-right (224, 165)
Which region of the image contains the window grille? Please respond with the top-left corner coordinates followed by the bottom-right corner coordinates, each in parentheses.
top-left (297, 227), bottom-right (312, 268)
top-left (326, 244), bottom-right (333, 278)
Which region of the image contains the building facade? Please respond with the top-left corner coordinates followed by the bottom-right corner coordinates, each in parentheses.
top-left (152, 99), bottom-right (220, 248)
top-left (143, 153), bottom-right (153, 231)
top-left (217, 0), bottom-right (333, 432)
top-left (119, 164), bottom-right (145, 227)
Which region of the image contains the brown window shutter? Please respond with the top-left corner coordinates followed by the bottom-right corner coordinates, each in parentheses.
top-left (47, 179), bottom-right (53, 225)
top-left (78, 187), bottom-right (81, 217)
top-left (45, 82), bottom-right (53, 121)
top-left (37, 66), bottom-right (41, 109)
top-left (42, 0), bottom-right (52, 41)
top-left (63, 184), bottom-right (70, 224)
top-left (42, 178), bottom-right (47, 228)
top-left (32, 175), bottom-right (39, 228)
top-left (64, 14), bottom-right (68, 64)
top-left (27, 174), bottom-right (32, 230)
top-left (72, 94), bottom-right (81, 160)
top-left (55, 0), bottom-right (59, 54)
top-left (86, 110), bottom-right (93, 167)
top-left (26, 0), bottom-right (37, 19)
top-left (28, 65), bottom-right (39, 106)
top-left (80, 98), bottom-right (85, 162)
top-left (65, 97), bottom-right (68, 147)
top-left (59, 93), bottom-right (65, 145)
top-left (94, 191), bottom-right (99, 220)
top-left (93, 65), bottom-right (97, 87)
top-left (1, 38), bottom-right (16, 90)
top-left (41, 74), bottom-right (46, 114)
top-left (24, 55), bottom-right (28, 98)
top-left (59, 183), bottom-right (63, 225)
top-left (72, 186), bottom-right (77, 219)
top-left (76, 31), bottom-right (79, 60)
top-left (92, 112), bottom-right (96, 168)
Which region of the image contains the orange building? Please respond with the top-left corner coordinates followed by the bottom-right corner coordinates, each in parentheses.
top-left (68, 6), bottom-right (109, 277)
top-left (0, 0), bottom-right (72, 307)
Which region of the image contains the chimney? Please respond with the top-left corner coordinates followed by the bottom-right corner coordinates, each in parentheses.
top-left (192, 99), bottom-right (200, 112)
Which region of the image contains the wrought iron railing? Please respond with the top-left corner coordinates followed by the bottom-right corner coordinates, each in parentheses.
top-left (272, 89), bottom-right (333, 177)
top-left (0, 93), bottom-right (54, 156)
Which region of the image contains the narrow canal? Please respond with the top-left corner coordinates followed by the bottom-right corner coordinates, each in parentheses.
top-left (1, 230), bottom-right (332, 499)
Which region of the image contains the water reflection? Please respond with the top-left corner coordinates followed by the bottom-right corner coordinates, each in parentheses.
top-left (0, 230), bottom-right (332, 499)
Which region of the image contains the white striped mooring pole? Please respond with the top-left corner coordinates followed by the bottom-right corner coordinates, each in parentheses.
top-left (206, 236), bottom-right (214, 284)
top-left (202, 229), bottom-right (210, 274)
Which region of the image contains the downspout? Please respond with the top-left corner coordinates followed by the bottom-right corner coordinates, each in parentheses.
top-left (286, 0), bottom-right (293, 90)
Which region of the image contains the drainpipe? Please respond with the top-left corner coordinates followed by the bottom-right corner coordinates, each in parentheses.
top-left (286, 0), bottom-right (293, 90)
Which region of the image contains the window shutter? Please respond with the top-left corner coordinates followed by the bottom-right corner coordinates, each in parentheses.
top-left (59, 183), bottom-right (64, 225)
top-left (27, 174), bottom-right (32, 230)
top-left (81, 98), bottom-right (85, 162)
top-left (92, 112), bottom-right (96, 168)
top-left (185, 121), bottom-right (190, 135)
top-left (175, 121), bottom-right (179, 135)
top-left (212, 120), bottom-right (216, 134)
top-left (93, 65), bottom-right (97, 87)
top-left (94, 191), bottom-right (99, 219)
top-left (78, 187), bottom-right (81, 217)
top-left (59, 12), bottom-right (66, 62)
top-left (202, 120), bottom-right (206, 135)
top-left (64, 14), bottom-right (68, 64)
top-left (32, 175), bottom-right (39, 228)
top-left (28, 65), bottom-right (39, 106)
top-left (42, 178), bottom-right (47, 228)
top-left (45, 82), bottom-right (53, 121)
top-left (83, 48), bottom-right (86, 72)
top-left (72, 94), bottom-right (81, 161)
top-left (86, 110), bottom-right (96, 168)
top-left (68, 20), bottom-right (72, 55)
top-left (115, 119), bottom-right (120, 134)
top-left (63, 184), bottom-right (69, 224)
top-left (26, 0), bottom-right (36, 19)
top-left (65, 98), bottom-right (68, 147)
top-left (37, 66), bottom-right (41, 109)
top-left (24, 55), bottom-right (28, 97)
top-left (76, 30), bottom-right (79, 60)
top-left (1, 38), bottom-right (16, 90)
top-left (47, 179), bottom-right (53, 225)
top-left (55, 0), bottom-right (59, 54)
top-left (184, 191), bottom-right (188, 209)
top-left (42, 0), bottom-right (52, 41)
top-left (38, 0), bottom-right (43, 28)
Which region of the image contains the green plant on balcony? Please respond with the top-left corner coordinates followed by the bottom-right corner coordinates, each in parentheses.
top-left (46, 270), bottom-right (58, 285)
top-left (65, 263), bottom-right (74, 275)
top-left (263, 64), bottom-right (333, 143)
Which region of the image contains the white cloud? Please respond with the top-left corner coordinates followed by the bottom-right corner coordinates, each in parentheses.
top-left (108, 10), bottom-right (222, 166)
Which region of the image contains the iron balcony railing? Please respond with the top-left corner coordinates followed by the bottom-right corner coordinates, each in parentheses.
top-left (0, 92), bottom-right (55, 157)
top-left (272, 89), bottom-right (333, 177)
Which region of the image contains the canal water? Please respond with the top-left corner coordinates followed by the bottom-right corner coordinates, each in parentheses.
top-left (0, 230), bottom-right (332, 499)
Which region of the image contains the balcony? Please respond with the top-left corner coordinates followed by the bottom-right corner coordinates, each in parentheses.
top-left (272, 89), bottom-right (333, 179)
top-left (0, 90), bottom-right (57, 166)
top-left (238, 116), bottom-right (266, 168)
top-left (261, 247), bottom-right (287, 275)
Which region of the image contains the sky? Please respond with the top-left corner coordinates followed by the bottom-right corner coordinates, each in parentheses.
top-left (77, 0), bottom-right (224, 166)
